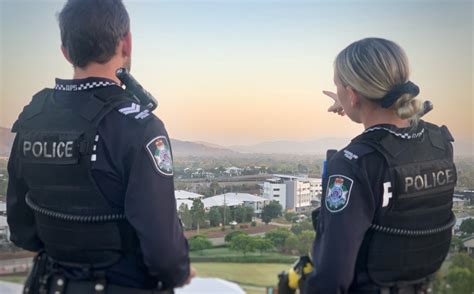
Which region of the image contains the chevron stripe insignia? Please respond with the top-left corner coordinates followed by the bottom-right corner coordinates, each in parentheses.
top-left (118, 103), bottom-right (140, 115)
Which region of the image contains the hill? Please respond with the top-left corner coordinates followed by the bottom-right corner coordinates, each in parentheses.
top-left (0, 128), bottom-right (15, 157)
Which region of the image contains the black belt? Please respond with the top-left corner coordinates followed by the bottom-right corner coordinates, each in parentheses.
top-left (48, 277), bottom-right (174, 294)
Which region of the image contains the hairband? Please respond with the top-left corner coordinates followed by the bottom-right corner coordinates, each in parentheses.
top-left (380, 81), bottom-right (419, 108)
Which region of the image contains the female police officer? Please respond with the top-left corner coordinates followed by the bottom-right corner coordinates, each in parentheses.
top-left (305, 38), bottom-right (457, 293)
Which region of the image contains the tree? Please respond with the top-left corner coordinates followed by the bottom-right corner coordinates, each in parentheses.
top-left (225, 231), bottom-right (248, 243)
top-left (254, 237), bottom-right (273, 255)
top-left (283, 233), bottom-right (299, 254)
top-left (284, 212), bottom-right (297, 222)
top-left (190, 198), bottom-right (206, 233)
top-left (178, 203), bottom-right (193, 230)
top-left (209, 181), bottom-right (221, 196)
top-left (234, 205), bottom-right (247, 223)
top-left (244, 206), bottom-right (255, 222)
top-left (295, 230), bottom-right (315, 255)
top-left (290, 220), bottom-right (314, 235)
top-left (460, 218), bottom-right (474, 234)
top-left (262, 214), bottom-right (272, 224)
top-left (265, 228), bottom-right (291, 251)
top-left (451, 252), bottom-right (474, 273)
top-left (261, 201), bottom-right (283, 224)
top-left (218, 206), bottom-right (232, 226)
top-left (208, 207), bottom-right (221, 227)
top-left (229, 234), bottom-right (257, 255)
top-left (450, 235), bottom-right (464, 252)
top-left (446, 266), bottom-right (474, 294)
top-left (188, 235), bottom-right (212, 255)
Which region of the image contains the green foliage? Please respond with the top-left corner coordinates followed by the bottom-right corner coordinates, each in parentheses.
top-left (295, 230), bottom-right (315, 255)
top-left (189, 235), bottom-right (213, 253)
top-left (450, 235), bottom-right (464, 252)
top-left (190, 198), bottom-right (206, 232)
top-left (218, 206), bottom-right (232, 225)
top-left (208, 207), bottom-right (222, 227)
top-left (451, 253), bottom-right (474, 273)
top-left (231, 205), bottom-right (255, 223)
top-left (190, 255), bottom-right (296, 264)
top-left (209, 181), bottom-right (222, 196)
top-left (178, 203), bottom-right (193, 230)
top-left (446, 266), bottom-right (474, 293)
top-left (434, 253), bottom-right (474, 294)
top-left (254, 237), bottom-right (274, 255)
top-left (290, 220), bottom-right (314, 235)
top-left (265, 228), bottom-right (291, 250)
top-left (284, 212), bottom-right (297, 222)
top-left (261, 201), bottom-right (282, 224)
top-left (225, 231), bottom-right (247, 243)
top-left (251, 221), bottom-right (257, 227)
top-left (0, 160), bottom-right (8, 196)
top-left (460, 218), bottom-right (474, 234)
top-left (230, 235), bottom-right (257, 255)
top-left (233, 206), bottom-right (247, 223)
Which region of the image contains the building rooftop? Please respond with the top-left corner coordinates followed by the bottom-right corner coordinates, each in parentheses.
top-left (202, 193), bottom-right (268, 209)
top-left (175, 190), bottom-right (204, 200)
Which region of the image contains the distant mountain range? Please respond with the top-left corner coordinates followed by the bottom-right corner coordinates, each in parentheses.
top-left (228, 138), bottom-right (350, 154)
top-left (0, 127), bottom-right (472, 157)
top-left (170, 140), bottom-right (238, 157)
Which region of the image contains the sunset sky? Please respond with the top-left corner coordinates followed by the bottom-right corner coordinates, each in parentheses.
top-left (1, 0), bottom-right (472, 147)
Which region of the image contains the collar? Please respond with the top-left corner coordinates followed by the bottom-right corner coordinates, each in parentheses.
top-left (55, 77), bottom-right (118, 91)
top-left (363, 122), bottom-right (425, 140)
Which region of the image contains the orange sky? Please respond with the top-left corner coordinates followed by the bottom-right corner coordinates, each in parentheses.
top-left (1, 0), bottom-right (472, 147)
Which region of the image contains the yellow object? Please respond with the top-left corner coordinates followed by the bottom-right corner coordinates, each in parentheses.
top-left (303, 262), bottom-right (313, 274)
top-left (288, 268), bottom-right (299, 289)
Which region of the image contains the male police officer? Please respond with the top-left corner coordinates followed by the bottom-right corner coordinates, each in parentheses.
top-left (7, 0), bottom-right (194, 293)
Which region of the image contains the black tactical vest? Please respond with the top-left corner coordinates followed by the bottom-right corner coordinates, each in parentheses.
top-left (353, 122), bottom-right (457, 287)
top-left (12, 87), bottom-right (138, 268)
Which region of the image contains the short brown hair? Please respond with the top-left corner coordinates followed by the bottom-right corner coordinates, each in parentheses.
top-left (58, 0), bottom-right (130, 68)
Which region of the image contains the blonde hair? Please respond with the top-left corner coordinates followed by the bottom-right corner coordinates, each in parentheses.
top-left (335, 38), bottom-right (423, 120)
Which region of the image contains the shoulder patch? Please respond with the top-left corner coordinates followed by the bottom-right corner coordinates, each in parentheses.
top-left (117, 102), bottom-right (151, 121)
top-left (342, 143), bottom-right (375, 162)
top-left (325, 175), bottom-right (353, 213)
top-left (146, 136), bottom-right (174, 176)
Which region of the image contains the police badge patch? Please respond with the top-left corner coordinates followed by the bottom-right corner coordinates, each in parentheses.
top-left (146, 136), bottom-right (174, 176)
top-left (325, 175), bottom-right (353, 212)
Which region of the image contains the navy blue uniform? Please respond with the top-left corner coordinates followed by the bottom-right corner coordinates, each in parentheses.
top-left (7, 77), bottom-right (189, 290)
top-left (305, 124), bottom-right (428, 293)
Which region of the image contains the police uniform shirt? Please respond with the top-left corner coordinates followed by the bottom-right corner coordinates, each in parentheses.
top-left (7, 77), bottom-right (190, 289)
top-left (304, 123), bottom-right (428, 293)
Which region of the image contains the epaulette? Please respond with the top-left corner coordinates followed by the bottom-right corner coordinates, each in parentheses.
top-left (341, 143), bottom-right (375, 162)
top-left (115, 101), bottom-right (153, 124)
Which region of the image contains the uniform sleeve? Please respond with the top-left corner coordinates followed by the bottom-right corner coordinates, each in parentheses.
top-left (124, 118), bottom-right (189, 290)
top-left (305, 154), bottom-right (376, 293)
top-left (6, 134), bottom-right (43, 251)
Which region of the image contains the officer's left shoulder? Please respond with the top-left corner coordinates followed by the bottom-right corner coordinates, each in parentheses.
top-left (115, 101), bottom-right (155, 125)
top-left (338, 142), bottom-right (376, 164)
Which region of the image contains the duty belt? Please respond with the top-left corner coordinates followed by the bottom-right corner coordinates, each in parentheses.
top-left (48, 276), bottom-right (174, 294)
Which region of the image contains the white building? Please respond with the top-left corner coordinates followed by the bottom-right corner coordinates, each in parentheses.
top-left (224, 167), bottom-right (243, 177)
top-left (308, 178), bottom-right (323, 199)
top-left (455, 216), bottom-right (474, 232)
top-left (453, 197), bottom-right (468, 209)
top-left (0, 216), bottom-right (10, 244)
top-left (0, 202), bottom-right (6, 216)
top-left (262, 175), bottom-right (322, 211)
top-left (202, 193), bottom-right (268, 214)
top-left (175, 190), bottom-right (204, 210)
top-left (262, 178), bottom-right (287, 209)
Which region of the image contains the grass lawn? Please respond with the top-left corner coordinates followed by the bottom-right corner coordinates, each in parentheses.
top-left (0, 274), bottom-right (27, 284)
top-left (194, 262), bottom-right (291, 288)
